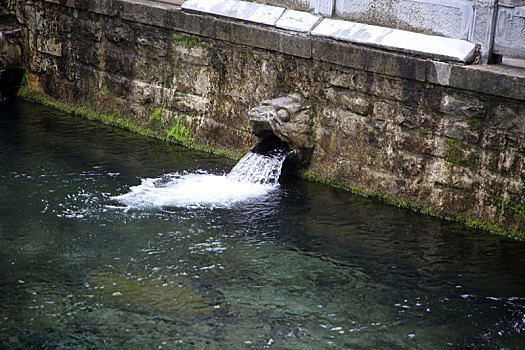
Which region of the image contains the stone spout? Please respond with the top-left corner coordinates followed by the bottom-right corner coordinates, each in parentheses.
top-left (248, 93), bottom-right (313, 150)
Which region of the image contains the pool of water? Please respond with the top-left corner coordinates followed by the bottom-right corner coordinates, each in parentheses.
top-left (1, 98), bottom-right (525, 349)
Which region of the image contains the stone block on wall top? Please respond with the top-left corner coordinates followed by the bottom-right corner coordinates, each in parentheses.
top-left (275, 9), bottom-right (322, 33)
top-left (311, 18), bottom-right (477, 63)
top-left (182, 0), bottom-right (285, 26)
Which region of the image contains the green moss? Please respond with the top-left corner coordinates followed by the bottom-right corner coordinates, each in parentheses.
top-left (171, 33), bottom-right (203, 49)
top-left (148, 105), bottom-right (164, 123)
top-left (299, 168), bottom-right (376, 198)
top-left (168, 61), bottom-right (184, 81)
top-left (304, 99), bottom-right (317, 121)
top-left (487, 188), bottom-right (525, 217)
top-left (195, 143), bottom-right (243, 160)
top-left (166, 114), bottom-right (194, 143)
top-left (444, 138), bottom-right (479, 170)
top-left (467, 116), bottom-right (481, 132)
top-left (88, 88), bottom-right (95, 101)
top-left (501, 199), bottom-right (525, 216)
top-left (445, 150), bottom-right (463, 166)
top-left (298, 166), bottom-right (525, 240)
top-left (103, 85), bottom-right (110, 95)
top-left (463, 218), bottom-right (525, 240)
top-left (175, 64), bottom-right (183, 76)
top-left (18, 86), bottom-right (243, 160)
top-left (18, 86), bottom-right (160, 138)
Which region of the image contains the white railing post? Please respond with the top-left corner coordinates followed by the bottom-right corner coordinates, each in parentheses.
top-left (310, 0), bottom-right (335, 17)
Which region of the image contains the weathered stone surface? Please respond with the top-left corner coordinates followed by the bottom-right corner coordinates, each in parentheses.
top-left (428, 62), bottom-right (525, 101)
top-left (0, 10), bottom-right (24, 94)
top-left (0, 27), bottom-right (22, 69)
top-left (312, 38), bottom-right (429, 82)
top-left (279, 31), bottom-right (311, 58)
top-left (440, 94), bottom-right (486, 118)
top-left (324, 87), bottom-right (371, 115)
top-left (120, 0), bottom-right (180, 26)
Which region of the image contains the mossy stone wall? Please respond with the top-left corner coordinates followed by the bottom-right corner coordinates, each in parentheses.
top-left (10, 0), bottom-right (525, 238)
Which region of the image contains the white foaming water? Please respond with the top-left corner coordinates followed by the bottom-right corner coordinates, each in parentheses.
top-left (227, 151), bottom-right (287, 185)
top-left (113, 151), bottom-right (286, 209)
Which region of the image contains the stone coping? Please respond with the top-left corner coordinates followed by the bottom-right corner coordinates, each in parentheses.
top-left (182, 0), bottom-right (476, 63)
top-left (311, 18), bottom-right (477, 64)
top-left (38, 0), bottom-right (525, 100)
top-left (181, 0), bottom-right (286, 26)
top-left (276, 9), bottom-right (322, 33)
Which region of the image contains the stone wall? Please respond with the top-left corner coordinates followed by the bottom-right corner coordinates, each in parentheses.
top-left (7, 0), bottom-right (525, 237)
top-left (0, 1), bottom-right (22, 69)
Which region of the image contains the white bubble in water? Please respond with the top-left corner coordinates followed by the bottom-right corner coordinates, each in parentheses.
top-left (112, 172), bottom-right (277, 209)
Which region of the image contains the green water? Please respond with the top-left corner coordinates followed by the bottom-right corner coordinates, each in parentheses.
top-left (1, 99), bottom-right (525, 349)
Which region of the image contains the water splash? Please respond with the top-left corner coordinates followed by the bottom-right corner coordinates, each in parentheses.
top-left (227, 151), bottom-right (287, 185)
top-left (113, 149), bottom-right (288, 208)
top-left (112, 172), bottom-right (275, 209)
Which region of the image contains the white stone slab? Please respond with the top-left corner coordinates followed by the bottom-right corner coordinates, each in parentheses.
top-left (311, 18), bottom-right (477, 63)
top-left (276, 9), bottom-right (321, 33)
top-left (182, 0), bottom-right (285, 26)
